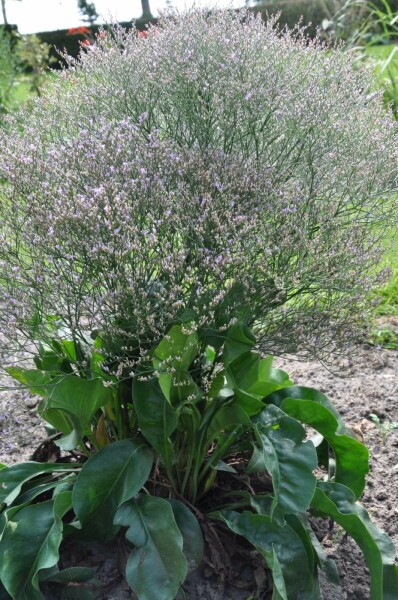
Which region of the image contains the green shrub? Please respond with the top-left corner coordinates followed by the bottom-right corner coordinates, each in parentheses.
top-left (17, 33), bottom-right (56, 94)
top-left (331, 0), bottom-right (398, 43)
top-left (0, 25), bottom-right (20, 111)
top-left (254, 0), bottom-right (341, 36)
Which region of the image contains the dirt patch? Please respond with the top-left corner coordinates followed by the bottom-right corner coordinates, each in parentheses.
top-left (1, 344), bottom-right (397, 599)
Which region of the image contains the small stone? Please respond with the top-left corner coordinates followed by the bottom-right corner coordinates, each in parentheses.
top-left (375, 492), bottom-right (388, 502)
top-left (25, 397), bottom-right (39, 409)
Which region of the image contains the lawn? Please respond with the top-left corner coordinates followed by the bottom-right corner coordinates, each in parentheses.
top-left (364, 45), bottom-right (398, 329)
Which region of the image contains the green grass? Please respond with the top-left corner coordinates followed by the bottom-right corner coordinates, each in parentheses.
top-left (12, 77), bottom-right (34, 105)
top-left (366, 44), bottom-right (398, 72)
top-left (363, 45), bottom-right (398, 328)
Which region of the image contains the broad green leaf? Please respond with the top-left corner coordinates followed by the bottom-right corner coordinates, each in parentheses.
top-left (0, 462), bottom-right (77, 507)
top-left (219, 510), bottom-right (313, 598)
top-left (267, 386), bottom-right (369, 498)
top-left (285, 514), bottom-right (317, 577)
top-left (166, 499), bottom-right (204, 566)
top-left (226, 353), bottom-right (292, 416)
top-left (249, 404), bottom-right (317, 517)
top-left (5, 367), bottom-right (50, 397)
top-left (0, 492), bottom-right (72, 600)
top-left (114, 495), bottom-right (187, 600)
top-left (264, 548), bottom-right (288, 600)
top-left (243, 494), bottom-right (325, 598)
top-left (38, 402), bottom-right (74, 440)
top-left (226, 352), bottom-right (260, 394)
top-left (42, 376), bottom-right (113, 450)
top-left (234, 388), bottom-right (265, 416)
top-left (292, 514), bottom-right (340, 587)
top-left (222, 323), bottom-right (256, 366)
top-left (133, 375), bottom-right (178, 467)
top-left (72, 439), bottom-right (153, 542)
top-left (311, 482), bottom-right (398, 600)
top-left (154, 324), bottom-right (199, 370)
top-left (17, 478), bottom-right (76, 506)
top-left (206, 401), bottom-right (251, 442)
top-left (60, 340), bottom-right (78, 362)
top-left (34, 348), bottom-right (73, 374)
top-left (159, 371), bottom-right (202, 407)
top-left (207, 370), bottom-right (225, 399)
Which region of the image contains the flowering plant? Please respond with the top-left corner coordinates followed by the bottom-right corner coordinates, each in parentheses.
top-left (0, 10), bottom-right (397, 599)
top-left (0, 11), bottom-right (396, 370)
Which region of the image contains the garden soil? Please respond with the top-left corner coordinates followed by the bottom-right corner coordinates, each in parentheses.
top-left (1, 331), bottom-right (397, 599)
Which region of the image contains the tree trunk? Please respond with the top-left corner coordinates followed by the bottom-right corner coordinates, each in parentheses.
top-left (1, 0), bottom-right (8, 25)
top-left (141, 0), bottom-right (153, 20)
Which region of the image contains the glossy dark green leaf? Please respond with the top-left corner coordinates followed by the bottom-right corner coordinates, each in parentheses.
top-left (0, 492), bottom-right (71, 600)
top-left (311, 482), bottom-right (398, 600)
top-left (37, 400), bottom-right (74, 442)
top-left (0, 462), bottom-right (77, 507)
top-left (226, 353), bottom-right (292, 416)
top-left (132, 375), bottom-right (178, 467)
top-left (249, 404), bottom-right (317, 516)
top-left (114, 495), bottom-right (187, 600)
top-left (234, 388), bottom-right (266, 416)
top-left (166, 499), bottom-right (204, 566)
top-left (17, 478), bottom-right (76, 506)
top-left (267, 386), bottom-right (369, 498)
top-left (302, 518), bottom-right (340, 587)
top-left (285, 514), bottom-right (317, 577)
top-left (265, 548), bottom-right (288, 600)
top-left (43, 376), bottom-right (113, 450)
top-left (35, 348), bottom-right (73, 374)
top-left (154, 324), bottom-right (199, 370)
top-left (227, 352), bottom-right (260, 391)
top-left (72, 439), bottom-right (153, 542)
top-left (219, 510), bottom-right (313, 598)
top-left (222, 323), bottom-right (256, 366)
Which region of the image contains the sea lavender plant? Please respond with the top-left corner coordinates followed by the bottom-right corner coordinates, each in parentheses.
top-left (0, 10), bottom-right (396, 370)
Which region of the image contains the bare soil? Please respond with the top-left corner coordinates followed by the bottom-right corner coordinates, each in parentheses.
top-left (1, 343), bottom-right (397, 600)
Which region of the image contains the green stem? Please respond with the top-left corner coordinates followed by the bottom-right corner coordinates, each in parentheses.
top-left (198, 425), bottom-right (244, 484)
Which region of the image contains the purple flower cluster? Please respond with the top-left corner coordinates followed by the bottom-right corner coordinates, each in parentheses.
top-left (0, 9), bottom-right (396, 366)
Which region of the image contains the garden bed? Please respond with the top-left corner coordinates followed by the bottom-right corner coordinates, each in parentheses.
top-left (1, 338), bottom-right (397, 600)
